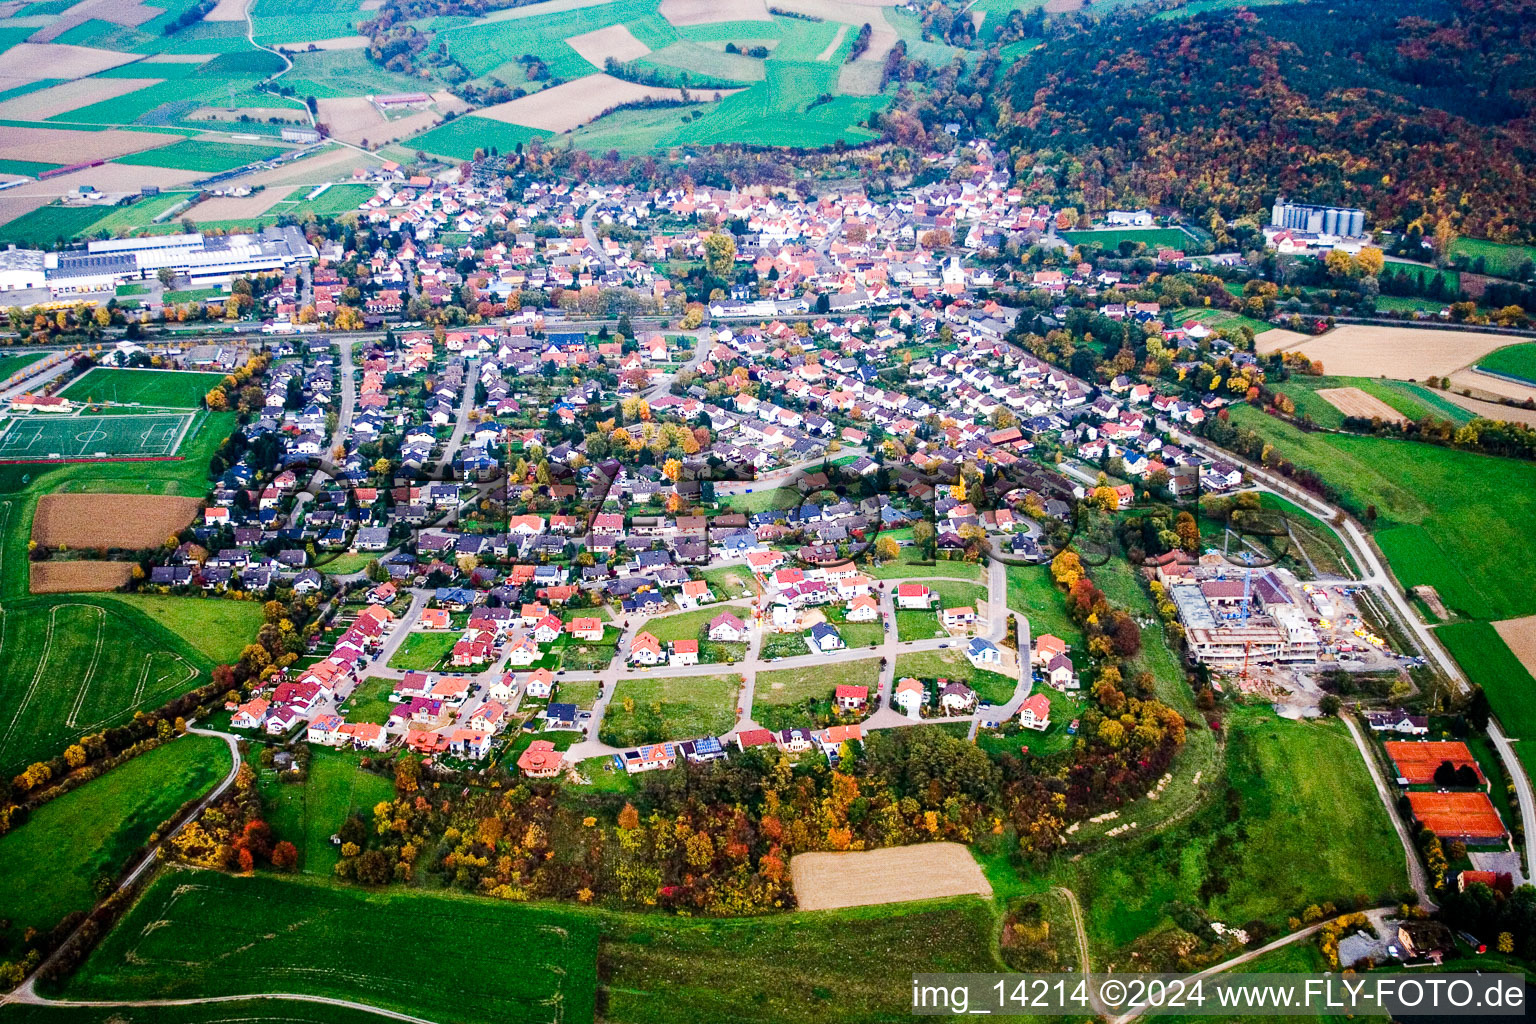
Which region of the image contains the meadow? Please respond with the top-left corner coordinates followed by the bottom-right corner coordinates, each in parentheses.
top-left (260, 746), bottom-right (395, 877)
top-left (600, 672), bottom-right (739, 746)
top-left (1476, 342), bottom-right (1536, 385)
top-left (1056, 709), bottom-right (1409, 956)
top-left (0, 205), bottom-right (115, 247)
top-left (1227, 404), bottom-right (1536, 621)
top-left (1451, 237), bottom-right (1536, 280)
top-left (1437, 621), bottom-right (1536, 780)
top-left (893, 648), bottom-right (1017, 704)
top-left (407, 114), bottom-right (550, 161)
top-left (96, 593), bottom-right (265, 664)
top-left (385, 630), bottom-right (457, 670)
top-left (0, 350), bottom-right (46, 379)
top-left (60, 368), bottom-right (227, 408)
top-left (0, 733), bottom-right (229, 938)
top-left (753, 658), bottom-right (879, 730)
top-left (55, 869), bottom-right (600, 1024)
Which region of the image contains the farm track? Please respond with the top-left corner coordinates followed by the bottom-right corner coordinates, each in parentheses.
top-left (61, 603), bottom-right (106, 730)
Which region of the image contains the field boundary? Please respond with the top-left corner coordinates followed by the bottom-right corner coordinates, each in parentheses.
top-left (1472, 365), bottom-right (1536, 388)
top-left (0, 456), bottom-right (185, 466)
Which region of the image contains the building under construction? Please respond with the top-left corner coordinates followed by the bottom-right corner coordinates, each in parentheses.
top-left (1169, 568), bottom-right (1323, 671)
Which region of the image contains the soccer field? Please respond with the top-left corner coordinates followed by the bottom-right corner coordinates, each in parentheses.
top-left (0, 413), bottom-right (194, 460)
top-left (60, 368), bottom-right (227, 409)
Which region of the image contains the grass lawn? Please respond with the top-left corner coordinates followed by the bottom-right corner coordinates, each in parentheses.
top-left (560, 636), bottom-right (619, 671)
top-left (1056, 708), bottom-right (1409, 958)
top-left (821, 605), bottom-right (884, 649)
top-left (161, 287), bottom-right (224, 304)
top-left (600, 673), bottom-right (740, 746)
top-left (1475, 342), bottom-right (1536, 385)
top-left (699, 565), bottom-right (756, 598)
top-left (54, 868), bottom-right (598, 1024)
top-left (339, 675), bottom-right (396, 724)
top-left (600, 897), bottom-right (1002, 1024)
top-left (96, 594), bottom-right (263, 664)
top-left (864, 551), bottom-right (984, 580)
top-left (0, 350), bottom-right (46, 380)
top-left (570, 754), bottom-right (638, 794)
top-left (385, 631), bottom-right (457, 671)
top-left (643, 606), bottom-right (720, 645)
top-left (894, 648), bottom-right (1018, 704)
top-left (1006, 564), bottom-right (1083, 648)
top-left (259, 747), bottom-right (395, 877)
top-left (552, 677), bottom-right (600, 709)
top-left (0, 733), bottom-right (229, 936)
top-left (1437, 621), bottom-right (1536, 780)
top-left (60, 368), bottom-right (227, 408)
top-left (975, 687), bottom-right (1078, 758)
top-left (315, 551), bottom-right (375, 575)
top-left (895, 607), bottom-right (946, 641)
top-left (1227, 405), bottom-right (1536, 621)
top-left (717, 487), bottom-right (798, 515)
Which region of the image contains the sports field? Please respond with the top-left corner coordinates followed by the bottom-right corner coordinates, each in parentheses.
top-left (60, 368), bottom-right (227, 408)
top-left (0, 412), bottom-right (194, 461)
top-left (59, 869), bottom-right (600, 1024)
top-left (1061, 226), bottom-right (1190, 251)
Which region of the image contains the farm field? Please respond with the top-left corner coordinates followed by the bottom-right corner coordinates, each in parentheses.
top-left (1055, 708), bottom-right (1408, 956)
top-left (1269, 374), bottom-right (1475, 429)
top-left (1226, 404), bottom-right (1536, 621)
top-left (61, 368), bottom-right (226, 407)
top-left (260, 747), bottom-right (395, 877)
top-left (1278, 324), bottom-right (1526, 380)
top-left (0, 593), bottom-right (222, 772)
top-left (1438, 621), bottom-right (1536, 780)
top-left (31, 493), bottom-right (200, 548)
top-left (1475, 342), bottom-right (1536, 385)
top-left (406, 114), bottom-right (550, 161)
top-left (0, 204), bottom-right (117, 247)
top-left (790, 842), bottom-right (992, 910)
top-left (600, 896), bottom-right (1002, 1024)
top-left (55, 869), bottom-right (599, 1024)
top-left (600, 672), bottom-right (739, 746)
top-left (0, 733), bottom-right (229, 937)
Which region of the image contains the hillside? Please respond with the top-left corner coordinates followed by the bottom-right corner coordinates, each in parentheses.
top-left (994, 0), bottom-right (1536, 242)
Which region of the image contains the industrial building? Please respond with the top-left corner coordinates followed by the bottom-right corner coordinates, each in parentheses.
top-left (33, 226), bottom-right (318, 296)
top-left (1269, 198), bottom-right (1366, 238)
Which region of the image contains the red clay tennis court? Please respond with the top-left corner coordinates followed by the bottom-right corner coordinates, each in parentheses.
top-left (1384, 741), bottom-right (1484, 785)
top-left (1406, 791), bottom-right (1506, 841)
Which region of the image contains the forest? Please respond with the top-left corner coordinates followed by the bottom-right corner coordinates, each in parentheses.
top-left (994, 0), bottom-right (1536, 242)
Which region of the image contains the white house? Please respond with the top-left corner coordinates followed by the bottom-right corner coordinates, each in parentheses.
top-left (893, 678), bottom-right (925, 718)
top-left (965, 637), bottom-right (1002, 669)
top-left (1018, 693), bottom-right (1051, 731)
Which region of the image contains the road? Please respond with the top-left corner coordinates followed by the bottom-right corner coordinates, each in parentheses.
top-left (1178, 428), bottom-right (1536, 878)
top-left (288, 338), bottom-right (356, 527)
top-left (580, 200), bottom-right (615, 270)
top-left (7, 989), bottom-right (437, 1023)
top-left (433, 356), bottom-right (479, 477)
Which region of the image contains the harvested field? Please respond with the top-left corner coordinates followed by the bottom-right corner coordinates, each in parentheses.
top-left (1441, 392), bottom-right (1536, 426)
top-left (790, 842), bottom-right (992, 911)
top-left (204, 0), bottom-right (248, 20)
top-left (1253, 327), bottom-right (1312, 353)
top-left (0, 125), bottom-right (181, 164)
top-left (1449, 368), bottom-right (1536, 404)
top-left (0, 76), bottom-right (162, 121)
top-left (30, 561), bottom-right (134, 594)
top-left (1493, 615), bottom-right (1536, 679)
top-left (224, 145), bottom-right (376, 187)
top-left (32, 493), bottom-right (201, 548)
top-left (660, 0), bottom-right (772, 24)
top-left (476, 75), bottom-right (740, 132)
top-left (1316, 386), bottom-right (1407, 425)
top-left (187, 188), bottom-right (292, 221)
top-left (1287, 325), bottom-right (1528, 380)
top-left (1044, 0), bottom-right (1083, 10)
top-left (273, 35), bottom-right (370, 50)
top-left (566, 24), bottom-right (651, 65)
top-left (316, 96), bottom-right (384, 143)
top-left (0, 43), bottom-right (141, 86)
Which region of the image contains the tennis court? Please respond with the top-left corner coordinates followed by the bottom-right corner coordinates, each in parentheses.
top-left (0, 412), bottom-right (194, 460)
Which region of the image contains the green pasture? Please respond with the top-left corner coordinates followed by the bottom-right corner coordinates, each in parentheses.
top-left (408, 115), bottom-right (550, 161)
top-left (1451, 237), bottom-right (1536, 280)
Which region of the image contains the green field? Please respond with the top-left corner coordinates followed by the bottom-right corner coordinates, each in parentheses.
top-left (0, 204), bottom-right (116, 247)
top-left (1475, 342), bottom-right (1536, 385)
top-left (0, 350), bottom-right (46, 380)
top-left (1058, 709), bottom-right (1409, 956)
top-left (1227, 405), bottom-right (1536, 621)
top-left (96, 594), bottom-right (265, 664)
top-left (1451, 237), bottom-right (1536, 280)
top-left (277, 182), bottom-right (377, 218)
top-left (0, 733), bottom-right (229, 936)
top-left (753, 658), bottom-right (881, 730)
top-left (55, 869), bottom-right (599, 1024)
top-left (1061, 226), bottom-right (1190, 251)
top-left (114, 140), bottom-right (286, 172)
top-left (0, 412), bottom-right (192, 460)
top-left (600, 672), bottom-right (739, 746)
top-left (161, 287), bottom-right (224, 304)
top-left (338, 675), bottom-right (395, 724)
top-left (61, 368), bottom-right (227, 408)
top-left (385, 630), bottom-right (457, 670)
top-left (261, 747), bottom-right (395, 877)
top-left (643, 606), bottom-right (721, 645)
top-left (0, 593), bottom-right (232, 772)
top-left (409, 114), bottom-right (551, 161)
top-left (1271, 374), bottom-right (1475, 429)
top-left (1172, 306), bottom-right (1276, 336)
top-left (1438, 621), bottom-right (1536, 779)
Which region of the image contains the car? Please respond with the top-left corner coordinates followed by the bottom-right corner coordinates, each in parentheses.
top-left (938, 642), bottom-right (949, 649)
